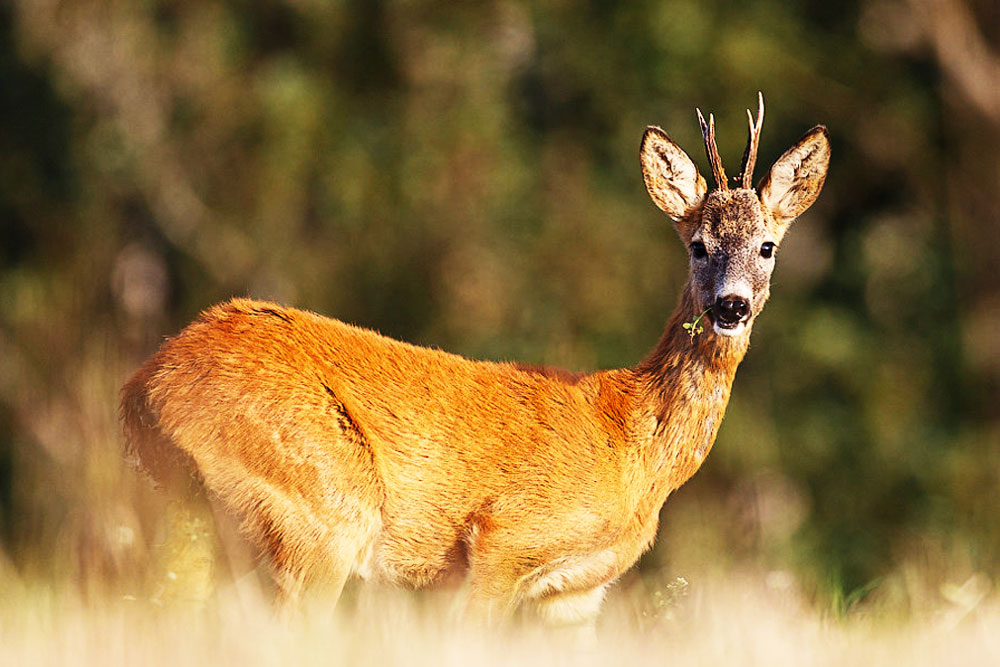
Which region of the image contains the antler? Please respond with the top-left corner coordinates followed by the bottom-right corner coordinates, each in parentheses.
top-left (739, 91), bottom-right (765, 189)
top-left (696, 93), bottom-right (766, 191)
top-left (696, 107), bottom-right (729, 190)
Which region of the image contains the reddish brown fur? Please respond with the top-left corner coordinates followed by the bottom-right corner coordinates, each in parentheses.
top-left (121, 99), bottom-right (830, 626)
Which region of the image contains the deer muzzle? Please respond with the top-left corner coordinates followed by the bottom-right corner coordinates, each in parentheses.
top-left (714, 295), bottom-right (750, 326)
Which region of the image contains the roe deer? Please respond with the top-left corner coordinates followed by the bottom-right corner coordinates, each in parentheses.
top-left (121, 93), bottom-right (830, 627)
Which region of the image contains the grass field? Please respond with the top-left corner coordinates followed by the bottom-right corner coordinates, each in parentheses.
top-left (3, 564), bottom-right (997, 666)
top-left (1, 354), bottom-right (993, 665)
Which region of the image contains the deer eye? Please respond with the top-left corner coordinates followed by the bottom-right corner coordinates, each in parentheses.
top-left (690, 242), bottom-right (707, 259)
top-left (760, 242), bottom-right (775, 259)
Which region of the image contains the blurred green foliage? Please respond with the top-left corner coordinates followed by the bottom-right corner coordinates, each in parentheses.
top-left (1, 0), bottom-right (998, 605)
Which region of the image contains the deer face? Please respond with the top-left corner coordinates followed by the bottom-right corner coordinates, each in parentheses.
top-left (687, 189), bottom-right (776, 336)
top-left (640, 95), bottom-right (830, 337)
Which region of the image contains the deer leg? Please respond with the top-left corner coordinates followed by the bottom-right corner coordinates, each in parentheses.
top-left (461, 530), bottom-right (524, 627)
top-left (534, 584), bottom-right (608, 627)
top-left (462, 579), bottom-right (520, 628)
top-left (249, 505), bottom-right (358, 617)
top-left (531, 585), bottom-right (609, 647)
top-left (150, 494), bottom-right (218, 606)
top-left (273, 557), bottom-right (350, 621)
top-left (203, 495), bottom-right (270, 611)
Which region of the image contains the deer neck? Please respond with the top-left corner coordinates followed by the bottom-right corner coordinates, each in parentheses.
top-left (627, 281), bottom-right (750, 509)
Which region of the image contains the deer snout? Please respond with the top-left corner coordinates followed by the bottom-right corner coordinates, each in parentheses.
top-left (714, 295), bottom-right (750, 326)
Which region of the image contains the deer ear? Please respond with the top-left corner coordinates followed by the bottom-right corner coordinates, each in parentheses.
top-left (640, 126), bottom-right (707, 222)
top-left (758, 125), bottom-right (830, 224)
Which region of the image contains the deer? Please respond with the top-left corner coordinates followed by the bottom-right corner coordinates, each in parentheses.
top-left (120, 93), bottom-right (829, 629)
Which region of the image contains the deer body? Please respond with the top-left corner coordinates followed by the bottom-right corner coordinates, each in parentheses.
top-left (121, 95), bottom-right (830, 626)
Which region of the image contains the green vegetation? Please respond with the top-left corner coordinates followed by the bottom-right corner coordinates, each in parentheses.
top-left (682, 308), bottom-right (711, 339)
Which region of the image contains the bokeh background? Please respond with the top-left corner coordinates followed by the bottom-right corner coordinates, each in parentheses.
top-left (1, 0), bottom-right (997, 612)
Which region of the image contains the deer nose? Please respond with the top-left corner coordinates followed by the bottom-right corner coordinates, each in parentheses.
top-left (715, 295), bottom-right (749, 324)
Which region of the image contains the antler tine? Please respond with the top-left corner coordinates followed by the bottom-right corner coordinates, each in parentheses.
top-left (739, 91), bottom-right (765, 189)
top-left (696, 107), bottom-right (729, 190)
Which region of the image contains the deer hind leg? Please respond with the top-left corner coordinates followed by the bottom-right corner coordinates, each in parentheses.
top-left (227, 474), bottom-right (380, 616)
top-left (266, 525), bottom-right (352, 613)
top-left (147, 490), bottom-right (218, 606)
top-left (120, 413), bottom-right (220, 605)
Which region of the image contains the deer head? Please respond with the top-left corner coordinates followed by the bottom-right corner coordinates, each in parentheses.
top-left (640, 93), bottom-right (830, 336)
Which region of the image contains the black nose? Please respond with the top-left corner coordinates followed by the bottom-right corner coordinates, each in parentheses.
top-left (715, 295), bottom-right (749, 324)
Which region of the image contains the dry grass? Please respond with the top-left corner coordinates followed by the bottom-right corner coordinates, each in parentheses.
top-left (2, 566), bottom-right (998, 667)
top-left (0, 349), bottom-right (994, 665)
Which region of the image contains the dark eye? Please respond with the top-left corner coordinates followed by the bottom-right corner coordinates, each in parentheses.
top-left (760, 242), bottom-right (775, 259)
top-left (690, 242), bottom-right (707, 259)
